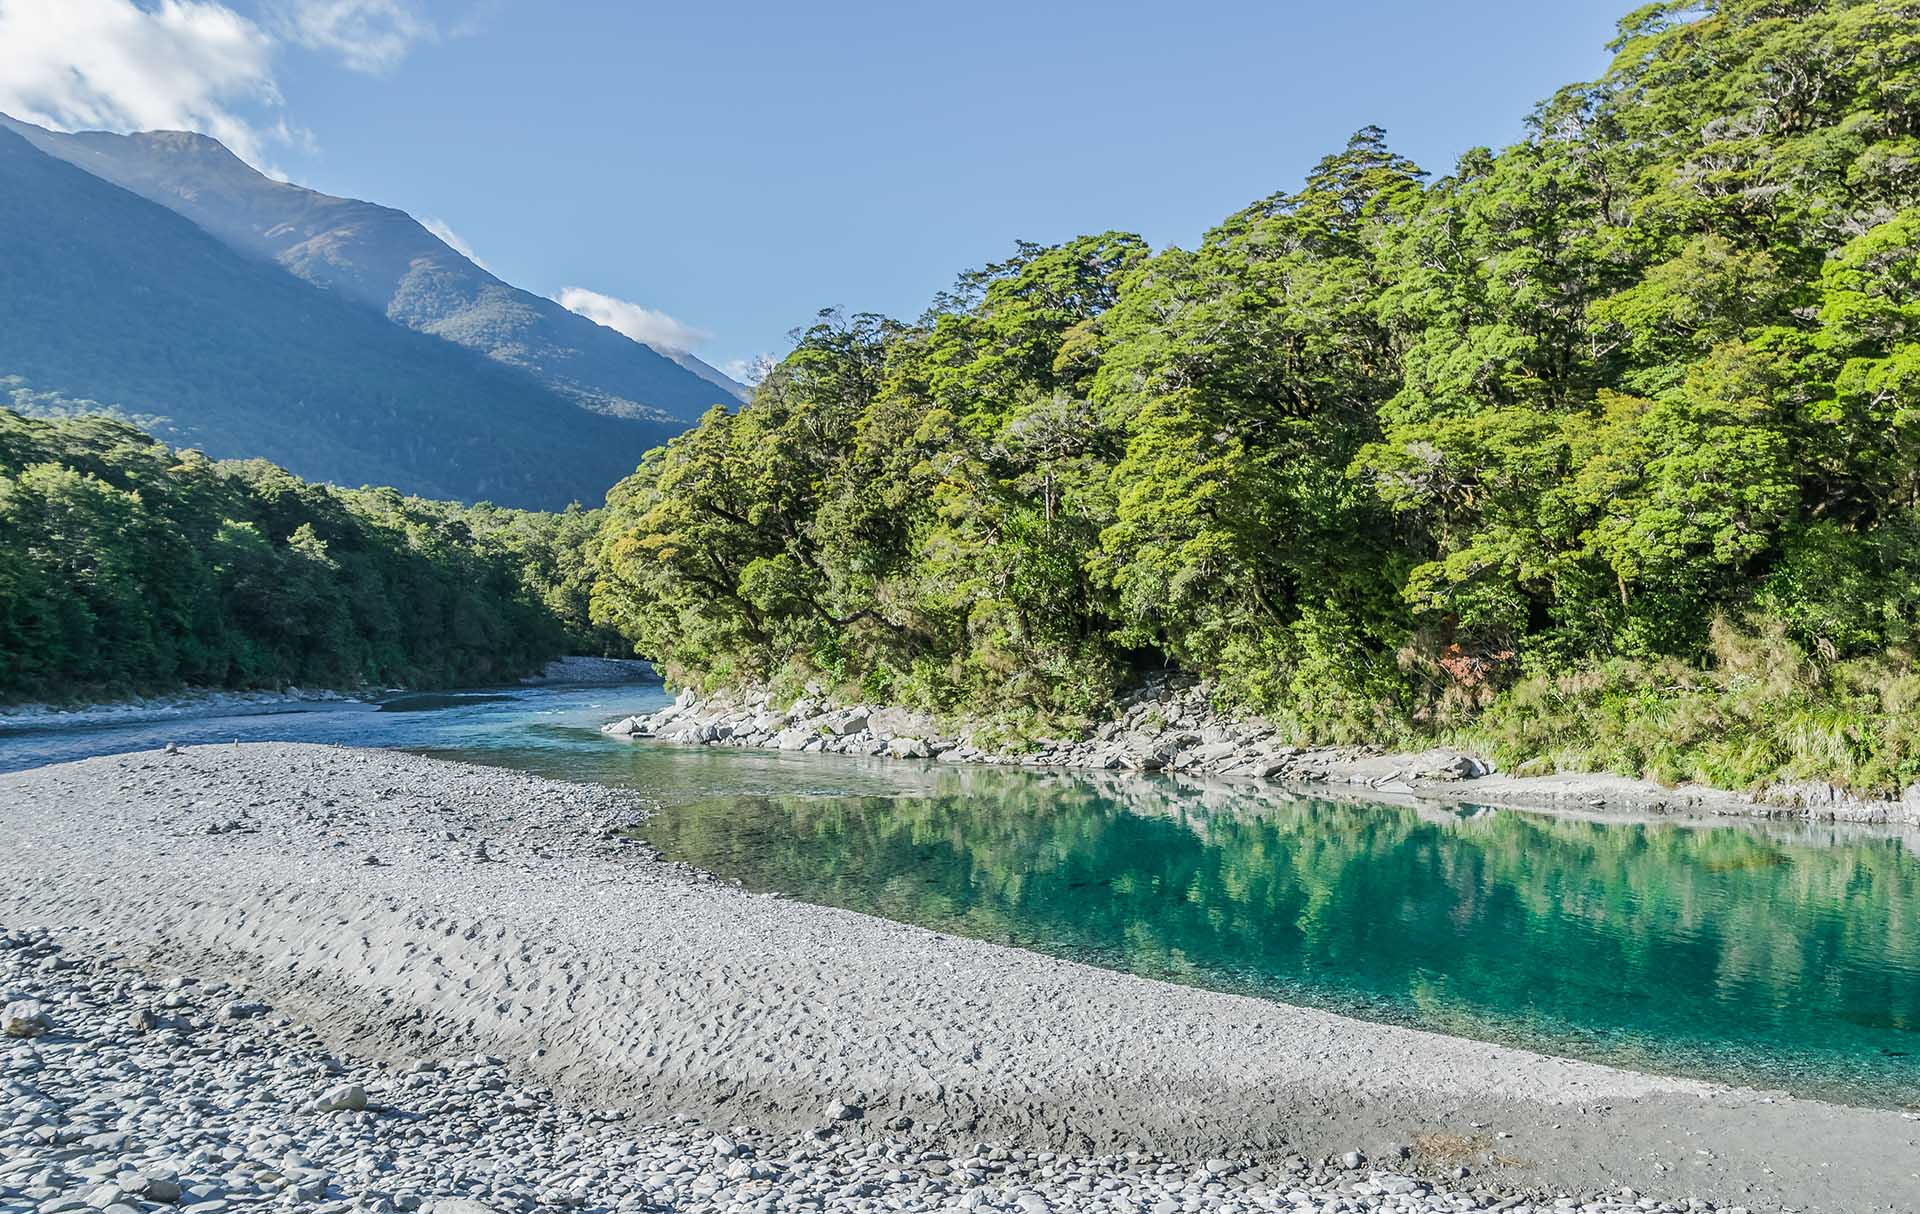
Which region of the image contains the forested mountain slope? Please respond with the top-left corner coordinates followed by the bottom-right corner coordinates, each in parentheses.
top-left (0, 127), bottom-right (674, 508)
top-left (0, 114), bottom-right (745, 424)
top-left (593, 0), bottom-right (1920, 794)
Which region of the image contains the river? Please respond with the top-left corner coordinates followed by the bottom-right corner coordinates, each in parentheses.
top-left (2, 680), bottom-right (1915, 1108)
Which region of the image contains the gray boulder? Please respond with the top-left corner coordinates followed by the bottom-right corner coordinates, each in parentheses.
top-left (822, 708), bottom-right (870, 736)
top-left (2, 999), bottom-right (50, 1037)
top-left (1409, 749), bottom-right (1489, 781)
top-left (311, 1082), bottom-right (369, 1113)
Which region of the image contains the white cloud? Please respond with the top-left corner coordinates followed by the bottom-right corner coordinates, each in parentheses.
top-left (270, 0), bottom-right (434, 74)
top-left (557, 287), bottom-right (710, 355)
top-left (722, 355), bottom-right (776, 387)
top-left (445, 0), bottom-right (499, 39)
top-left (0, 0), bottom-right (442, 171)
top-left (422, 216), bottom-right (489, 270)
top-left (0, 0), bottom-right (286, 167)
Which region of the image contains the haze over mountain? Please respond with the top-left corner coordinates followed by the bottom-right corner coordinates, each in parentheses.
top-left (0, 114), bottom-right (746, 426)
top-left (0, 125), bottom-right (679, 508)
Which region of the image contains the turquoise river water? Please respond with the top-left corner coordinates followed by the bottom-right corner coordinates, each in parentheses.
top-left (2, 681), bottom-right (1915, 1109)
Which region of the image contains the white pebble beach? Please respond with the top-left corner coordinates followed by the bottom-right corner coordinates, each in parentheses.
top-left (2, 743), bottom-right (1916, 1214)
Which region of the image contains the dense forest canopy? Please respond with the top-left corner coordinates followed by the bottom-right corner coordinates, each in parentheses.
top-left (593, 0), bottom-right (1920, 793)
top-left (0, 410), bottom-right (610, 700)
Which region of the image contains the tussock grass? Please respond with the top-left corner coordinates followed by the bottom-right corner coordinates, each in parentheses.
top-left (1455, 618), bottom-right (1920, 798)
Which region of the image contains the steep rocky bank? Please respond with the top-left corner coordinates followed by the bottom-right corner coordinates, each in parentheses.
top-left (604, 683), bottom-right (1920, 827)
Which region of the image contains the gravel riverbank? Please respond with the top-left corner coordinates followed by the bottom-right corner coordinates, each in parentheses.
top-left (2, 744), bottom-right (1916, 1212)
top-left (0, 656), bottom-right (655, 735)
top-left (0, 688), bottom-right (359, 732)
top-left (604, 685), bottom-right (1920, 827)
top-left (0, 926), bottom-right (1691, 1214)
top-left (517, 657), bottom-right (660, 687)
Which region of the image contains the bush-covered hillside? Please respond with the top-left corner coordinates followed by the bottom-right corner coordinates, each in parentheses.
top-left (594, 0), bottom-right (1920, 794)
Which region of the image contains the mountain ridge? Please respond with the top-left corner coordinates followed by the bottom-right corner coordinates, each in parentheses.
top-left (0, 114), bottom-right (747, 426)
top-left (0, 125), bottom-right (674, 508)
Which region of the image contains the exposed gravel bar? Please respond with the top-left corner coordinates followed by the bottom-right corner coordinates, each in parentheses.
top-left (0, 688), bottom-right (357, 732)
top-left (0, 928), bottom-right (1723, 1214)
top-left (2, 744), bottom-right (1917, 1214)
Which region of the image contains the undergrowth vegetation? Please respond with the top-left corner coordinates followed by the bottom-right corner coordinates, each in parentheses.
top-left (1456, 621), bottom-right (1920, 794)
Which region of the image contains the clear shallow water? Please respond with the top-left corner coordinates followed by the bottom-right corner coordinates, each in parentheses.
top-left (4, 683), bottom-right (1917, 1108)
top-left (0, 686), bottom-right (673, 773)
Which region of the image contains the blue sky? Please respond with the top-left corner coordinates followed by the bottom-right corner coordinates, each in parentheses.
top-left (1, 0), bottom-right (1631, 377)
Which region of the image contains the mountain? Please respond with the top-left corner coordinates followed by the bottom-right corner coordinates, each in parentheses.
top-left (661, 345), bottom-right (755, 403)
top-left (0, 125), bottom-right (678, 509)
top-left (0, 114), bottom-right (747, 425)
